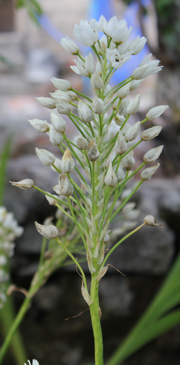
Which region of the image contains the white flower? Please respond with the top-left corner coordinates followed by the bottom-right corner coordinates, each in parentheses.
top-left (51, 111), bottom-right (66, 133)
top-left (126, 94), bottom-right (141, 114)
top-left (28, 119), bottom-right (49, 133)
top-left (60, 36), bottom-right (79, 55)
top-left (130, 80), bottom-right (142, 91)
top-left (92, 97), bottom-right (104, 114)
top-left (35, 148), bottom-right (55, 166)
top-left (141, 126), bottom-right (162, 141)
top-left (146, 105), bottom-right (169, 120)
top-left (141, 163), bottom-right (160, 181)
top-left (50, 90), bottom-right (70, 102)
top-left (121, 151), bottom-right (135, 170)
top-left (35, 222), bottom-right (58, 239)
top-left (143, 146), bottom-right (164, 164)
top-left (10, 179), bottom-right (34, 190)
top-left (117, 83), bottom-right (130, 99)
top-left (87, 139), bottom-right (100, 161)
top-left (132, 59), bottom-right (162, 80)
top-left (25, 359), bottom-right (39, 365)
top-left (59, 174), bottom-right (74, 196)
top-left (73, 19), bottom-right (99, 47)
top-left (130, 36), bottom-right (147, 55)
top-left (105, 163), bottom-right (118, 187)
top-left (36, 97), bottom-right (56, 109)
top-left (51, 78), bottom-right (72, 91)
top-left (61, 149), bottom-right (75, 173)
top-left (56, 101), bottom-right (71, 115)
top-left (71, 52), bottom-right (94, 77)
top-left (125, 121), bottom-right (140, 142)
top-left (111, 20), bottom-right (132, 44)
top-left (90, 72), bottom-right (104, 89)
top-left (48, 126), bottom-right (63, 146)
top-left (106, 49), bottom-right (131, 69)
top-left (78, 101), bottom-right (93, 123)
top-left (76, 136), bottom-right (88, 150)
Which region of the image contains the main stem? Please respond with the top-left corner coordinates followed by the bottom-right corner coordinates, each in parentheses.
top-left (90, 275), bottom-right (104, 365)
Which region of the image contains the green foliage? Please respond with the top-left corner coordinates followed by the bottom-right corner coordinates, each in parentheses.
top-left (107, 254), bottom-right (180, 365)
top-left (15, 0), bottom-right (43, 25)
top-left (0, 137), bottom-right (12, 206)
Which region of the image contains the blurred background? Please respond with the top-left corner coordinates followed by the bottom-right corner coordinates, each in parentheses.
top-left (0, 0), bottom-right (180, 364)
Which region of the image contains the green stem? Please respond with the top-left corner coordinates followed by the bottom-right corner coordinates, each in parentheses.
top-left (90, 275), bottom-right (104, 365)
top-left (71, 88), bottom-right (92, 103)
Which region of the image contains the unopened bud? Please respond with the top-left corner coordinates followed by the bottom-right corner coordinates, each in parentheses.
top-left (130, 80), bottom-right (142, 91)
top-left (115, 131), bottom-right (127, 154)
top-left (59, 174), bottom-right (74, 196)
top-left (122, 202), bottom-right (136, 214)
top-left (92, 97), bottom-right (104, 114)
top-left (144, 215), bottom-right (163, 227)
top-left (141, 126), bottom-right (162, 141)
top-left (125, 121), bottom-right (140, 142)
top-left (61, 149), bottom-right (75, 173)
top-left (76, 136), bottom-right (88, 150)
top-left (36, 97), bottom-right (56, 109)
top-left (35, 221), bottom-right (59, 239)
top-left (114, 115), bottom-right (125, 126)
top-left (81, 284), bottom-right (93, 306)
top-left (143, 146), bottom-right (163, 164)
top-left (121, 151), bottom-right (135, 170)
top-left (51, 77), bottom-right (72, 91)
top-left (78, 101), bottom-right (93, 123)
top-left (45, 194), bottom-right (59, 205)
top-left (141, 163), bottom-right (160, 181)
top-left (51, 111), bottom-right (66, 133)
top-left (125, 209), bottom-right (140, 220)
top-left (87, 139), bottom-right (100, 161)
top-left (105, 163), bottom-right (118, 186)
top-left (35, 148), bottom-right (55, 166)
top-left (117, 83), bottom-right (130, 99)
top-left (116, 166), bottom-right (125, 181)
top-left (126, 94), bottom-right (140, 114)
top-left (146, 105), bottom-right (169, 120)
top-left (56, 101), bottom-right (71, 115)
top-left (48, 126), bottom-right (63, 146)
top-left (28, 119), bottom-right (49, 133)
top-left (90, 72), bottom-right (104, 89)
top-left (10, 179), bottom-right (34, 190)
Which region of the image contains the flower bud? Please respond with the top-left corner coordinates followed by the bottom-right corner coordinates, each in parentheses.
top-left (78, 101), bottom-right (93, 123)
top-left (96, 61), bottom-right (102, 76)
top-left (143, 215), bottom-right (163, 227)
top-left (35, 148), bottom-right (55, 166)
top-left (90, 72), bottom-right (104, 89)
top-left (76, 136), bottom-right (88, 150)
top-left (35, 221), bottom-right (59, 239)
top-left (121, 151), bottom-right (135, 170)
top-left (116, 166), bottom-right (125, 181)
top-left (68, 90), bottom-right (77, 101)
top-left (36, 97), bottom-right (56, 109)
top-left (45, 194), bottom-right (59, 205)
top-left (130, 80), bottom-right (142, 91)
top-left (146, 105), bottom-right (169, 120)
top-left (51, 157), bottom-right (62, 172)
top-left (61, 149), bottom-right (75, 173)
top-left (48, 126), bottom-right (63, 146)
top-left (141, 126), bottom-right (162, 141)
top-left (81, 284), bottom-right (93, 306)
top-left (56, 101), bottom-right (71, 115)
top-left (59, 174), bottom-right (74, 196)
top-left (60, 36), bottom-right (79, 55)
top-left (51, 77), bottom-right (72, 91)
top-left (105, 163), bottom-right (118, 186)
top-left (114, 115), bottom-right (125, 126)
top-left (87, 139), bottom-right (100, 161)
top-left (141, 163), bottom-right (160, 181)
top-left (10, 179), bottom-right (34, 190)
top-left (122, 202), bottom-right (136, 214)
top-left (132, 37), bottom-right (147, 55)
top-left (119, 98), bottom-right (130, 117)
top-left (28, 119), bottom-right (49, 133)
top-left (92, 97), bottom-right (104, 114)
top-left (125, 121), bottom-right (140, 142)
top-left (143, 146), bottom-right (163, 164)
top-left (51, 111), bottom-right (66, 133)
top-left (115, 131), bottom-right (127, 154)
top-left (96, 266), bottom-right (108, 281)
top-left (117, 83), bottom-right (130, 99)
top-left (126, 94), bottom-right (140, 114)
top-left (125, 209), bottom-right (140, 220)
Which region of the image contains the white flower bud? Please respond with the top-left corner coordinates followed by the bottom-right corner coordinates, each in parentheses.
top-left (130, 80), bottom-right (142, 91)
top-left (141, 163), bottom-right (160, 181)
top-left (61, 149), bottom-right (75, 173)
top-left (76, 136), bottom-right (88, 150)
top-left (45, 194), bottom-right (59, 205)
top-left (115, 131), bottom-right (127, 154)
top-left (122, 202), bottom-right (136, 214)
top-left (10, 179), bottom-right (34, 190)
top-left (36, 97), bottom-right (56, 109)
top-left (50, 90), bottom-right (70, 102)
top-left (114, 115), bottom-right (125, 126)
top-left (116, 166), bottom-right (125, 181)
top-left (35, 221), bottom-right (59, 239)
top-left (56, 101), bottom-right (71, 115)
top-left (143, 146), bottom-right (163, 164)
top-left (51, 111), bottom-right (66, 133)
top-left (112, 98), bottom-right (119, 110)
top-left (141, 126), bottom-right (162, 141)
top-left (51, 157), bottom-right (62, 172)
top-left (117, 83), bottom-right (130, 99)
top-left (144, 215), bottom-right (163, 227)
top-left (132, 37), bottom-right (147, 55)
top-left (53, 184), bottom-right (61, 195)
top-left (48, 126), bottom-right (63, 146)
top-left (87, 139), bottom-right (100, 161)
top-left (126, 94), bottom-right (140, 115)
top-left (105, 163), bottom-right (118, 187)
top-left (60, 36), bottom-right (79, 55)
top-left (35, 148), bottom-right (55, 166)
top-left (121, 151), bottom-right (135, 170)
top-left (78, 101), bottom-right (93, 123)
top-left (51, 77), bottom-right (72, 91)
top-left (28, 119), bottom-right (49, 133)
top-left (67, 91), bottom-right (77, 101)
top-left (119, 98), bottom-right (130, 117)
top-left (125, 209), bottom-right (140, 220)
top-left (59, 174), bottom-right (74, 196)
top-left (90, 72), bottom-right (104, 89)
top-left (92, 97), bottom-right (104, 114)
top-left (125, 121), bottom-right (140, 142)
top-left (146, 105), bottom-right (169, 120)
top-left (96, 61), bottom-right (102, 76)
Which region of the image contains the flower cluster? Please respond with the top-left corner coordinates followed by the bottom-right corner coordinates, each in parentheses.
top-left (11, 15), bottom-right (168, 305)
top-left (0, 207), bottom-right (23, 309)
